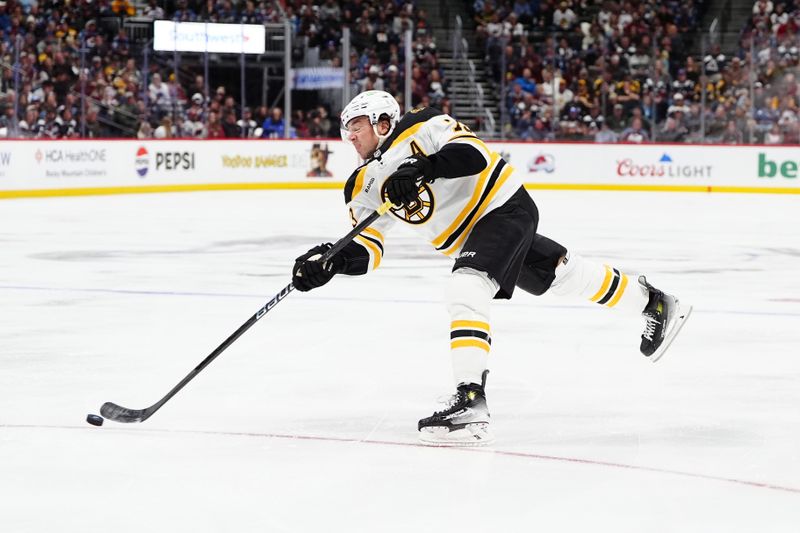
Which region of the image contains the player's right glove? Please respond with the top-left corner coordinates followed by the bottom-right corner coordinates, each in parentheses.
top-left (384, 153), bottom-right (435, 207)
top-left (292, 243), bottom-right (346, 292)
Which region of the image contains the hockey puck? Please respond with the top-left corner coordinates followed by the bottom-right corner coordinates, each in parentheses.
top-left (86, 414), bottom-right (104, 427)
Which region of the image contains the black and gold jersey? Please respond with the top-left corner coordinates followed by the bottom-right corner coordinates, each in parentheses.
top-left (343, 107), bottom-right (522, 272)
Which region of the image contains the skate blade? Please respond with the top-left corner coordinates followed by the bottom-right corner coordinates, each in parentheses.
top-left (650, 301), bottom-right (693, 363)
top-left (418, 423), bottom-right (495, 447)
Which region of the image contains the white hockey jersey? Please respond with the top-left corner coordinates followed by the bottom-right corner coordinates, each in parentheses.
top-left (343, 107), bottom-right (523, 271)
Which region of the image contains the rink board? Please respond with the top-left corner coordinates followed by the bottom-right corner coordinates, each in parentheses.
top-left (1, 139), bottom-right (798, 198)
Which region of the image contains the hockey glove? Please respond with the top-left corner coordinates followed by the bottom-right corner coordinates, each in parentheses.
top-left (384, 154), bottom-right (435, 207)
top-left (292, 243), bottom-right (346, 292)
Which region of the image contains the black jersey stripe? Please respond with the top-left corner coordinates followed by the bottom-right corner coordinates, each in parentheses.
top-left (450, 329), bottom-right (492, 344)
top-left (596, 268), bottom-right (621, 305)
top-left (359, 233), bottom-right (384, 255)
top-left (435, 159), bottom-right (506, 252)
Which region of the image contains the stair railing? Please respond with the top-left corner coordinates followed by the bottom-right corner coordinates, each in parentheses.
top-left (451, 16), bottom-right (489, 135)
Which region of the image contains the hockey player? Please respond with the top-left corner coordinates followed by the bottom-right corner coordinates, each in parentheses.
top-left (292, 90), bottom-right (691, 446)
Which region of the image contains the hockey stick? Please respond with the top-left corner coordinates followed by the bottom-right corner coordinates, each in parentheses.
top-left (100, 200), bottom-right (394, 424)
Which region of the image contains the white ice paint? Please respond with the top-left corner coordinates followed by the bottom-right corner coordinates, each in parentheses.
top-left (1, 190), bottom-right (799, 532)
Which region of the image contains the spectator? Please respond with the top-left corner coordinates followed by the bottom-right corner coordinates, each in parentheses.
top-left (207, 111), bottom-right (224, 138)
top-left (85, 107), bottom-right (105, 138)
top-left (553, 1), bottom-right (577, 30)
top-left (154, 116), bottom-right (174, 139)
top-left (319, 0), bottom-right (341, 21)
top-left (112, 0), bottom-right (136, 17)
top-left (222, 112), bottom-right (239, 138)
top-left (182, 108), bottom-right (205, 138)
top-left (237, 107), bottom-right (258, 138)
top-left (188, 92), bottom-right (204, 115)
top-left (606, 103), bottom-right (628, 132)
top-left (359, 65), bottom-right (385, 93)
top-left (314, 106), bottom-right (334, 137)
top-left (148, 73), bottom-right (171, 112)
top-left (189, 76), bottom-right (206, 101)
top-left (659, 116), bottom-right (689, 142)
top-left (720, 119), bottom-right (744, 144)
top-left (137, 121), bottom-right (153, 139)
top-left (166, 73), bottom-right (187, 109)
top-left (142, 0), bottom-right (165, 19)
top-left (57, 106), bottom-right (78, 138)
top-left (763, 122), bottom-right (783, 144)
top-left (428, 70), bottom-right (446, 106)
top-left (529, 118), bottom-right (555, 141)
top-left (630, 107), bottom-right (651, 134)
top-left (516, 109), bottom-right (535, 139)
top-left (514, 67), bottom-right (537, 95)
top-left (18, 105), bottom-right (40, 137)
top-left (620, 117), bottom-right (650, 143)
top-left (292, 110), bottom-right (310, 138)
top-left (307, 109), bottom-right (326, 137)
top-left (261, 107), bottom-right (286, 138)
top-left (595, 120), bottom-right (619, 143)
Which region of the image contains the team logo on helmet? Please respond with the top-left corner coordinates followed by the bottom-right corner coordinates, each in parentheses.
top-left (380, 182), bottom-right (435, 225)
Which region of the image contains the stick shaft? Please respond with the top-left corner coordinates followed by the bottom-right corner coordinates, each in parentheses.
top-left (101, 201), bottom-right (393, 423)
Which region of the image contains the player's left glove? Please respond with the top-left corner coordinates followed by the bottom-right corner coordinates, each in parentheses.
top-left (292, 243), bottom-right (346, 292)
top-left (384, 153), bottom-right (435, 207)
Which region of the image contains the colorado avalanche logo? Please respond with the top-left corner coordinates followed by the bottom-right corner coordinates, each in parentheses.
top-left (135, 146), bottom-right (149, 178)
top-left (381, 182), bottom-right (435, 225)
top-left (528, 153), bottom-right (555, 173)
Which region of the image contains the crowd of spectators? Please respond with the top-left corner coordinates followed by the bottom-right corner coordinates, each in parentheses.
top-left (479, 0), bottom-right (798, 144)
top-left (0, 0), bottom-right (447, 140)
top-left (1, 0), bottom-right (796, 143)
top-left (286, 0), bottom-right (450, 123)
top-left (737, 0), bottom-right (800, 144)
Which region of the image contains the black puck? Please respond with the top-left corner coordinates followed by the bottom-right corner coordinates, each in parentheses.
top-left (86, 414), bottom-right (104, 426)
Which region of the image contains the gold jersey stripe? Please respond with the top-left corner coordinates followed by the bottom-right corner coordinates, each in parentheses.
top-left (355, 235), bottom-right (382, 270)
top-left (362, 226), bottom-right (384, 243)
top-left (388, 122), bottom-right (426, 152)
top-left (431, 153), bottom-right (500, 248)
top-left (605, 273), bottom-right (629, 308)
top-left (351, 166), bottom-right (369, 202)
top-left (442, 163), bottom-right (515, 256)
top-left (451, 338), bottom-right (491, 352)
top-left (451, 320), bottom-right (490, 332)
top-left (589, 265), bottom-right (614, 302)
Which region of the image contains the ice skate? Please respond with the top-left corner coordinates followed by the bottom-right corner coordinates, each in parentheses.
top-left (639, 276), bottom-right (692, 362)
top-left (418, 371), bottom-right (494, 446)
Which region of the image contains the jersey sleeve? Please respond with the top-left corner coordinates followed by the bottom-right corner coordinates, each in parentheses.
top-left (421, 114), bottom-right (493, 178)
top-left (341, 165), bottom-right (395, 275)
top-left (340, 200), bottom-right (395, 275)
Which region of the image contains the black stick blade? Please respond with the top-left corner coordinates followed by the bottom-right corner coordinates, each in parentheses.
top-left (101, 402), bottom-right (150, 423)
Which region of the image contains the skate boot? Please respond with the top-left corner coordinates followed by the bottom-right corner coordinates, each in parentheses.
top-left (418, 370), bottom-right (494, 446)
top-left (639, 276), bottom-right (692, 362)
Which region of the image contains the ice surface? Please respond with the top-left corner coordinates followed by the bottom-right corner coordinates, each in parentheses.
top-left (1, 190), bottom-right (799, 532)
